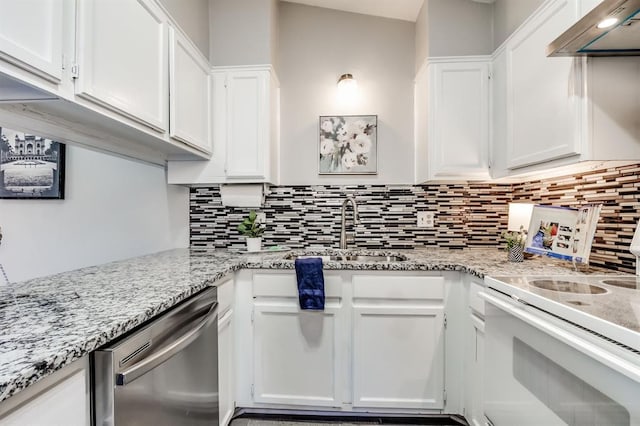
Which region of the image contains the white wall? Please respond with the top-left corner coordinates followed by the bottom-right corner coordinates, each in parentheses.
top-left (158, 0), bottom-right (210, 59)
top-left (415, 1), bottom-right (429, 73)
top-left (278, 2), bottom-right (416, 184)
top-left (0, 146), bottom-right (189, 283)
top-left (209, 0), bottom-right (278, 66)
top-left (493, 0), bottom-right (545, 49)
top-left (427, 0), bottom-right (493, 57)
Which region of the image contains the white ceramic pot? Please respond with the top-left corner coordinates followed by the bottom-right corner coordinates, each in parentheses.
top-left (246, 237), bottom-right (262, 252)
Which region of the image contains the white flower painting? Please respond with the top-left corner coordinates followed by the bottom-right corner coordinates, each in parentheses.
top-left (319, 115), bottom-right (377, 174)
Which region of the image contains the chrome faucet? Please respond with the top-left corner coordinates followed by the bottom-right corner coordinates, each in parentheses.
top-left (340, 196), bottom-right (359, 249)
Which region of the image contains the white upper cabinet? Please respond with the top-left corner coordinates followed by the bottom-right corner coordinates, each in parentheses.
top-left (428, 58), bottom-right (491, 181)
top-left (75, 0), bottom-right (169, 133)
top-left (225, 70), bottom-right (268, 178)
top-left (505, 0), bottom-right (583, 169)
top-left (491, 0), bottom-right (640, 177)
top-left (0, 0), bottom-right (64, 83)
top-left (167, 65), bottom-right (280, 184)
top-left (169, 26), bottom-right (211, 153)
top-left (415, 57), bottom-right (491, 182)
top-left (0, 0), bottom-right (214, 165)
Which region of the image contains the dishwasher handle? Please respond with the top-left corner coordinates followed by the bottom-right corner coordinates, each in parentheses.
top-left (116, 301), bottom-right (218, 386)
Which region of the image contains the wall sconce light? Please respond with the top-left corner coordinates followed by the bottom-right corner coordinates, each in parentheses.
top-left (507, 203), bottom-right (535, 233)
top-left (337, 73), bottom-right (358, 96)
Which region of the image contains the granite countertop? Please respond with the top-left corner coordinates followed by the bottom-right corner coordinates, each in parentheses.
top-left (0, 247), bottom-right (630, 403)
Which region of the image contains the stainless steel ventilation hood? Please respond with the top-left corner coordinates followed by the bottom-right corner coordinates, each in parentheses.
top-left (548, 0), bottom-right (640, 56)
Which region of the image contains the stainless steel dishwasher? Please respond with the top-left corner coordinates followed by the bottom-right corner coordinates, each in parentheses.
top-left (93, 287), bottom-right (219, 426)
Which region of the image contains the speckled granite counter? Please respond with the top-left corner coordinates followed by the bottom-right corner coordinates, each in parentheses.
top-left (0, 247), bottom-right (630, 403)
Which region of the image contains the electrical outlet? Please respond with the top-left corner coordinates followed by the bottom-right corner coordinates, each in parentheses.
top-left (256, 212), bottom-right (266, 224)
top-left (417, 211), bottom-right (435, 228)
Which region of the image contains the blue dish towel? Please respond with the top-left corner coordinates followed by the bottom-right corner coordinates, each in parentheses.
top-left (294, 257), bottom-right (325, 311)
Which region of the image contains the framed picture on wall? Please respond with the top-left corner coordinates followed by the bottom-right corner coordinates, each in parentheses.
top-left (0, 127), bottom-right (65, 199)
top-left (319, 115), bottom-right (377, 175)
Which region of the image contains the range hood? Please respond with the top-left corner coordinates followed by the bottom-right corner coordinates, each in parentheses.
top-left (548, 0), bottom-right (640, 56)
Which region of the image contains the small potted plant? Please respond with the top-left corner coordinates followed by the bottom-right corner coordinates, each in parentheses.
top-left (237, 210), bottom-right (265, 252)
top-left (502, 226), bottom-right (526, 262)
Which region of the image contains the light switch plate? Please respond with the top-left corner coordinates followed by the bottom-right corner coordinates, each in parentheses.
top-left (256, 212), bottom-right (266, 224)
top-left (417, 211), bottom-right (435, 228)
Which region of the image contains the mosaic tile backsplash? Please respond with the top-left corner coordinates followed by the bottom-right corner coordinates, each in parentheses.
top-left (190, 163), bottom-right (640, 273)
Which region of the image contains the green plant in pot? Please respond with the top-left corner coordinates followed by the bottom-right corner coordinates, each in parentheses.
top-left (237, 210), bottom-right (265, 252)
top-left (502, 226), bottom-right (526, 262)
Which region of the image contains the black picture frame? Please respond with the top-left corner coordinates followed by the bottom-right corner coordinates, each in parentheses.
top-left (0, 127), bottom-right (66, 199)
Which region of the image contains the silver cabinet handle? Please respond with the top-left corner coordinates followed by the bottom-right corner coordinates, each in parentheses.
top-left (116, 302), bottom-right (218, 386)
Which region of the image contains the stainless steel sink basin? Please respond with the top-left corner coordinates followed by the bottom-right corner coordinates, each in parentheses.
top-left (286, 253), bottom-right (408, 263)
top-left (529, 279), bottom-right (608, 295)
top-left (326, 255), bottom-right (407, 262)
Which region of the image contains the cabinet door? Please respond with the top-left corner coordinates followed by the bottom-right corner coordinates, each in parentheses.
top-left (0, 368), bottom-right (88, 426)
top-left (506, 0), bottom-right (584, 169)
top-left (253, 303), bottom-right (342, 407)
top-left (352, 305), bottom-right (445, 409)
top-left (169, 27), bottom-right (211, 153)
top-left (218, 308), bottom-right (234, 426)
top-left (428, 60), bottom-right (491, 180)
top-left (75, 0), bottom-right (168, 133)
top-left (467, 313), bottom-right (485, 426)
top-left (0, 0), bottom-right (63, 83)
top-left (226, 71), bottom-right (268, 179)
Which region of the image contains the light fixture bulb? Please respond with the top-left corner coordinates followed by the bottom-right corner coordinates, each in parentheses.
top-left (597, 17), bottom-right (619, 29)
top-left (337, 73), bottom-right (358, 103)
top-left (507, 203), bottom-right (535, 233)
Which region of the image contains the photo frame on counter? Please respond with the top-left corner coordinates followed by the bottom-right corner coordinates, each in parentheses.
top-left (0, 127), bottom-right (65, 199)
top-left (525, 204), bottom-right (602, 264)
top-left (319, 115), bottom-right (377, 175)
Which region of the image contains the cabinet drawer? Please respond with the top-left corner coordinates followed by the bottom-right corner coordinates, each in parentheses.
top-left (253, 273), bottom-right (342, 298)
top-left (469, 280), bottom-right (485, 316)
top-left (353, 275), bottom-right (444, 300)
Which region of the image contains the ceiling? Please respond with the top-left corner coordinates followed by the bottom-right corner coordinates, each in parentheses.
top-left (281, 0), bottom-right (426, 22)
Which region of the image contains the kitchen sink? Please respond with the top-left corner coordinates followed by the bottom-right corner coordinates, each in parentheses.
top-left (285, 253), bottom-right (408, 263)
top-left (529, 279), bottom-right (608, 295)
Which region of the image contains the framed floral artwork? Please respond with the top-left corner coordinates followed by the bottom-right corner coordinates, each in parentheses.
top-left (319, 115), bottom-right (377, 175)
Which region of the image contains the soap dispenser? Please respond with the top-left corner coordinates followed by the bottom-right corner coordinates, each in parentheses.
top-left (631, 219), bottom-right (640, 276)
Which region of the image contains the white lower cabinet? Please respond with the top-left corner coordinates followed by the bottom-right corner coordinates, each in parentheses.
top-left (464, 276), bottom-right (486, 426)
top-left (253, 305), bottom-right (342, 407)
top-left (352, 306), bottom-right (445, 409)
top-left (352, 275), bottom-right (445, 410)
top-left (235, 270), bottom-right (449, 413)
top-left (467, 315), bottom-right (485, 426)
top-left (217, 278), bottom-right (235, 426)
top-left (251, 273), bottom-right (343, 407)
top-left (0, 358), bottom-right (89, 426)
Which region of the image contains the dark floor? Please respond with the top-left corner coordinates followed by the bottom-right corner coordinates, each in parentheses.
top-left (231, 421), bottom-right (460, 426)
top-left (230, 414), bottom-right (467, 426)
